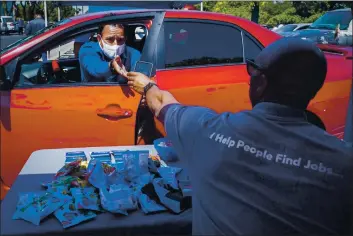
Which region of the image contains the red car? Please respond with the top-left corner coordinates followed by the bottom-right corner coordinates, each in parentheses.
top-left (0, 10), bottom-right (352, 198)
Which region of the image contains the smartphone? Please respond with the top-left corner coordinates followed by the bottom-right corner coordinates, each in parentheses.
top-left (134, 61), bottom-right (153, 78)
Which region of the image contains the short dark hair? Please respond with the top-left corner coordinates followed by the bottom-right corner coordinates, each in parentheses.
top-left (35, 10), bottom-right (44, 16)
top-left (98, 24), bottom-right (125, 35)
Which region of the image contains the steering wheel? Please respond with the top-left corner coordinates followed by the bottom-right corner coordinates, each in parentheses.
top-left (34, 61), bottom-right (70, 84)
top-left (35, 64), bottom-right (50, 84)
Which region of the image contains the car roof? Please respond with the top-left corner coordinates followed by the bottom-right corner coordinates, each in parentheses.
top-left (0, 9), bottom-right (281, 64)
top-left (329, 8), bottom-right (351, 12)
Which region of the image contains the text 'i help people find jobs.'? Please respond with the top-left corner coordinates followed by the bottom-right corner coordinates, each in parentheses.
top-left (209, 132), bottom-right (343, 178)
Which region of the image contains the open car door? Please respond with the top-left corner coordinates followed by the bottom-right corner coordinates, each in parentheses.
top-left (0, 11), bottom-right (165, 198)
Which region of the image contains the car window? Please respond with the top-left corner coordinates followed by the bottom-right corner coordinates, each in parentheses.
top-left (16, 36), bottom-right (86, 87)
top-left (0, 19), bottom-right (71, 55)
top-left (275, 25), bottom-right (297, 33)
top-left (3, 18), bottom-right (14, 23)
top-left (243, 34), bottom-right (262, 62)
top-left (14, 21), bottom-right (148, 87)
top-left (297, 25), bottom-right (310, 30)
top-left (164, 21), bottom-right (243, 68)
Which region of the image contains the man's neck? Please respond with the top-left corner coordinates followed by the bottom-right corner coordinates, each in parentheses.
top-left (262, 99), bottom-right (307, 110)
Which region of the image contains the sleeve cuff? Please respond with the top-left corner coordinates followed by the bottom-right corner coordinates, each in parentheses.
top-left (157, 103), bottom-right (180, 124)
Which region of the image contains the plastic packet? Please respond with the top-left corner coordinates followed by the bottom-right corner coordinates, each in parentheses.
top-left (123, 173), bottom-right (154, 201)
top-left (13, 192), bottom-right (43, 220)
top-left (65, 151), bottom-right (87, 164)
top-left (71, 187), bottom-right (101, 211)
top-left (148, 155), bottom-right (161, 173)
top-left (90, 152), bottom-right (112, 163)
top-left (138, 194), bottom-right (167, 214)
top-left (14, 191), bottom-right (71, 225)
top-left (42, 176), bottom-right (89, 191)
top-left (158, 166), bottom-right (182, 190)
top-left (153, 138), bottom-right (178, 162)
top-left (55, 159), bottom-right (82, 179)
top-left (176, 169), bottom-right (192, 197)
top-left (88, 160), bottom-right (116, 189)
top-left (100, 184), bottom-right (137, 215)
top-left (54, 199), bottom-right (96, 228)
top-left (112, 150), bottom-right (149, 182)
top-left (152, 178), bottom-right (184, 214)
top-left (111, 150), bottom-right (128, 173)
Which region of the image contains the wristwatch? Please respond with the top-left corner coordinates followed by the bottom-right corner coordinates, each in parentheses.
top-left (144, 82), bottom-right (157, 94)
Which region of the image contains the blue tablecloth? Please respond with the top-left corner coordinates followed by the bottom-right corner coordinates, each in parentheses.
top-left (1, 170), bottom-right (192, 236)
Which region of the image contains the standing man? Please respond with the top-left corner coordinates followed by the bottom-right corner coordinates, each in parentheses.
top-left (25, 10), bottom-right (46, 61)
top-left (17, 18), bottom-right (24, 35)
top-left (127, 38), bottom-right (353, 235)
top-left (79, 24), bottom-right (140, 83)
top-left (334, 6), bottom-right (353, 46)
top-left (25, 10), bottom-right (45, 36)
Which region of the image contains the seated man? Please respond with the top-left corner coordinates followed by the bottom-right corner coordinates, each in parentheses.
top-left (79, 24), bottom-right (141, 82)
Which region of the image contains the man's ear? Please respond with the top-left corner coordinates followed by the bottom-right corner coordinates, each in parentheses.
top-left (97, 34), bottom-right (103, 47)
top-left (256, 74), bottom-right (268, 93)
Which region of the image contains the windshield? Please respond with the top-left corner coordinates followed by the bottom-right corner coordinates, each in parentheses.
top-left (310, 11), bottom-right (352, 30)
top-left (0, 19), bottom-right (71, 55)
top-left (3, 18), bottom-right (14, 23)
top-left (275, 25), bottom-right (297, 33)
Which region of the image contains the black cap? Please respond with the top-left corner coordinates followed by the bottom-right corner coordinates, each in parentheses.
top-left (247, 37), bottom-right (327, 95)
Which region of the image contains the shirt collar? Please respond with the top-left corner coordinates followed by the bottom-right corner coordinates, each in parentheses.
top-left (120, 47), bottom-right (128, 60)
top-left (253, 102), bottom-right (307, 120)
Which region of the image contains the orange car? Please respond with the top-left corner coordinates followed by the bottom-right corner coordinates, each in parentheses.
top-left (0, 10), bottom-right (352, 199)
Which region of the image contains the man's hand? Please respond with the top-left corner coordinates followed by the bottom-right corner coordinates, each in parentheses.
top-left (126, 72), bottom-right (154, 95)
top-left (127, 72), bottom-right (179, 117)
top-left (334, 24), bottom-right (341, 39)
top-left (111, 56), bottom-right (128, 77)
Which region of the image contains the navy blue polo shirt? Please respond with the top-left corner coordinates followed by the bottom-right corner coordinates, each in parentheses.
top-left (160, 102), bottom-right (353, 235)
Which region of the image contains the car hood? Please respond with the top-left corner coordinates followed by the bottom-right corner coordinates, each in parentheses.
top-left (289, 28), bottom-right (336, 44)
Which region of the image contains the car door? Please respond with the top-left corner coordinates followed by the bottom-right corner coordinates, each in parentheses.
top-left (154, 19), bottom-right (263, 135)
top-left (0, 12), bottom-right (165, 196)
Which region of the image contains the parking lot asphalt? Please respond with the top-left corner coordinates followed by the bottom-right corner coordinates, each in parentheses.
top-left (1, 34), bottom-right (26, 50)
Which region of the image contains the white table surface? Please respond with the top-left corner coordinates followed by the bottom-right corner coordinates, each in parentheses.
top-left (19, 145), bottom-right (157, 175)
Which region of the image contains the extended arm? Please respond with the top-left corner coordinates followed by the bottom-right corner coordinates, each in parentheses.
top-left (126, 72), bottom-right (179, 117)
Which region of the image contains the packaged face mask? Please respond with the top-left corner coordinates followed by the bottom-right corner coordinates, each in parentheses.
top-left (152, 178), bottom-right (184, 214)
top-left (70, 187), bottom-right (101, 212)
top-left (54, 199), bottom-right (96, 228)
top-left (65, 151), bottom-right (87, 164)
top-left (158, 166), bottom-right (182, 190)
top-left (112, 150), bottom-right (149, 182)
top-left (13, 192), bottom-right (43, 220)
top-left (42, 176), bottom-right (83, 190)
top-left (14, 191), bottom-right (71, 226)
top-left (90, 152), bottom-right (112, 163)
top-left (176, 168), bottom-right (192, 197)
top-left (88, 159), bottom-right (117, 190)
top-left (55, 159), bottom-right (83, 179)
top-left (138, 194), bottom-right (167, 215)
top-left (100, 184), bottom-right (137, 215)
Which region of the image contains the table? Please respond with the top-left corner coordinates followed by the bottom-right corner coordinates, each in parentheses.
top-left (1, 146), bottom-right (192, 236)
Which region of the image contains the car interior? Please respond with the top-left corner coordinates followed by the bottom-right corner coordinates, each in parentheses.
top-left (16, 22), bottom-right (149, 87)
